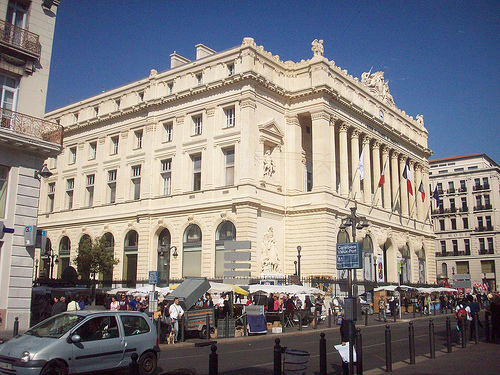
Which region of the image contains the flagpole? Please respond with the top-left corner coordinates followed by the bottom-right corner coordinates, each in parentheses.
top-left (370, 159), bottom-right (388, 210)
top-left (345, 164), bottom-right (360, 207)
top-left (389, 184), bottom-right (401, 220)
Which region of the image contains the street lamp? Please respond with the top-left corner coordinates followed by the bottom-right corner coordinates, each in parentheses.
top-left (44, 247), bottom-right (59, 279)
top-left (296, 246), bottom-right (302, 280)
top-left (157, 245), bottom-right (178, 286)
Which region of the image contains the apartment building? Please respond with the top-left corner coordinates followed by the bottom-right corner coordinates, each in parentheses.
top-left (430, 154), bottom-right (499, 291)
top-left (0, 0), bottom-right (61, 332)
top-left (39, 38), bottom-right (435, 290)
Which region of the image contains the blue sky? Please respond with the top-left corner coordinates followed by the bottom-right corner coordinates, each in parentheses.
top-left (46, 1), bottom-right (500, 163)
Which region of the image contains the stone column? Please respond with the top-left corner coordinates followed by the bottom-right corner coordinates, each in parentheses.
top-left (350, 128), bottom-right (361, 200)
top-left (415, 164), bottom-right (424, 220)
top-left (239, 98), bottom-right (256, 184)
top-left (390, 151), bottom-right (400, 211)
top-left (381, 146), bottom-right (391, 209)
top-left (285, 115), bottom-right (303, 193)
top-left (400, 155), bottom-right (409, 216)
top-left (339, 123), bottom-right (349, 197)
top-left (311, 111), bottom-right (331, 191)
top-left (371, 141), bottom-right (381, 207)
top-left (409, 160), bottom-right (416, 218)
top-left (422, 166), bottom-right (431, 222)
top-left (330, 117), bottom-right (337, 193)
top-left (362, 136), bottom-right (372, 204)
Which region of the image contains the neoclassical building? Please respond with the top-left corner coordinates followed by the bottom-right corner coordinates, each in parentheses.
top-left (38, 38), bottom-right (435, 288)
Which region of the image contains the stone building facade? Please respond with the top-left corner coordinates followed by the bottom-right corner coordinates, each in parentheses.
top-left (431, 154), bottom-right (500, 291)
top-left (39, 38), bottom-right (435, 288)
top-left (0, 0), bottom-right (61, 332)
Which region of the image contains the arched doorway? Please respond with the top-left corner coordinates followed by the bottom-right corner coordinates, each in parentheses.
top-left (78, 235), bottom-right (92, 281)
top-left (102, 233), bottom-right (114, 285)
top-left (183, 224), bottom-right (202, 277)
top-left (215, 221), bottom-right (236, 278)
top-left (336, 229), bottom-right (350, 279)
top-left (124, 230), bottom-right (138, 287)
top-left (58, 236), bottom-right (71, 278)
top-left (362, 235), bottom-right (374, 281)
top-left (399, 243), bottom-right (411, 284)
top-left (157, 228), bottom-right (172, 286)
top-left (417, 247), bottom-right (426, 283)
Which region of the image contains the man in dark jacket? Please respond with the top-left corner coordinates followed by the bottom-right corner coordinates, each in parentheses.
top-left (51, 296), bottom-right (66, 316)
top-left (339, 313), bottom-right (356, 375)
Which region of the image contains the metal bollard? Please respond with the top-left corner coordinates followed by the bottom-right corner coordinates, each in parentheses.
top-left (299, 310), bottom-right (303, 331)
top-left (409, 321), bottom-right (415, 364)
top-left (474, 313), bottom-right (479, 345)
top-left (365, 309), bottom-right (368, 326)
top-left (429, 319), bottom-right (435, 359)
top-left (129, 353), bottom-right (139, 375)
top-left (385, 325), bottom-right (392, 372)
top-left (319, 332), bottom-right (327, 375)
top-left (355, 328), bottom-right (363, 375)
top-left (13, 317), bottom-right (19, 336)
top-left (461, 319), bottom-right (467, 348)
top-left (314, 309), bottom-right (318, 329)
top-left (274, 338), bottom-right (282, 375)
top-left (433, 304), bottom-right (436, 316)
top-left (446, 317), bottom-right (452, 353)
top-left (243, 314), bottom-right (248, 337)
top-left (209, 344), bottom-right (218, 375)
top-left (328, 308), bottom-right (332, 328)
top-left (206, 313), bottom-right (211, 340)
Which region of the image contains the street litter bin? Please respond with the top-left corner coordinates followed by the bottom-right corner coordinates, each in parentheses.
top-left (283, 348), bottom-right (310, 375)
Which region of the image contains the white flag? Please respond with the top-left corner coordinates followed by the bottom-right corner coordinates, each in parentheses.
top-left (357, 147), bottom-right (365, 180)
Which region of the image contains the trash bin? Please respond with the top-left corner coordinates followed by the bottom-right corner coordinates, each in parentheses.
top-left (283, 348), bottom-right (310, 375)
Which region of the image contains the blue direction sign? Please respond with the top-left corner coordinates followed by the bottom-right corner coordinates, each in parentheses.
top-left (336, 242), bottom-right (363, 270)
top-left (148, 271), bottom-right (159, 285)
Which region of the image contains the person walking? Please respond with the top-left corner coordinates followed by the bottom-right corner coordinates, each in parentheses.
top-left (169, 297), bottom-right (184, 343)
top-left (109, 296), bottom-right (119, 311)
top-left (378, 296), bottom-right (387, 322)
top-left (51, 296), bottom-right (66, 316)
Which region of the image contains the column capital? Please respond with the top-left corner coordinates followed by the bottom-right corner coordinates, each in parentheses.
top-left (339, 123), bottom-right (349, 132)
top-left (372, 140), bottom-right (381, 149)
top-left (391, 150), bottom-right (400, 159)
top-left (409, 159), bottom-right (415, 168)
top-left (310, 110), bottom-right (331, 122)
top-left (414, 163), bottom-right (423, 172)
top-left (285, 115), bottom-right (300, 126)
top-left (382, 145), bottom-right (390, 155)
top-left (399, 154), bottom-right (408, 163)
top-left (351, 128), bottom-right (361, 138)
top-left (362, 135), bottom-right (372, 145)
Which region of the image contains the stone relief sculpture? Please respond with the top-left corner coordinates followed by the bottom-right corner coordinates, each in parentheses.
top-left (416, 114), bottom-right (424, 126)
top-left (261, 226), bottom-right (281, 273)
top-left (311, 39), bottom-right (324, 57)
top-left (263, 149), bottom-right (275, 177)
top-left (361, 70), bottom-right (395, 107)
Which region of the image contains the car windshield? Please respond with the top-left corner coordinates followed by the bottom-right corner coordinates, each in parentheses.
top-left (25, 314), bottom-right (84, 339)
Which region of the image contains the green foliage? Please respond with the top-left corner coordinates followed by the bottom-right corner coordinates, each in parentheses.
top-left (74, 236), bottom-right (119, 281)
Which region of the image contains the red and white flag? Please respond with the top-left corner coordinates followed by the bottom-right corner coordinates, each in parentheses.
top-left (378, 160), bottom-right (388, 187)
top-left (418, 181), bottom-right (425, 202)
top-left (402, 159), bottom-right (413, 195)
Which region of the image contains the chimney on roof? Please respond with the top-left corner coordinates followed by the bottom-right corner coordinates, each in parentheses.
top-left (170, 52), bottom-right (190, 68)
top-left (195, 44), bottom-right (216, 59)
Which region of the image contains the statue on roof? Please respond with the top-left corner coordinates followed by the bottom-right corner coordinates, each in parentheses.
top-left (311, 39), bottom-right (324, 57)
top-left (361, 70), bottom-right (395, 107)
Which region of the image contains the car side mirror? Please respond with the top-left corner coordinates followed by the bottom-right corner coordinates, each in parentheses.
top-left (68, 334), bottom-right (81, 343)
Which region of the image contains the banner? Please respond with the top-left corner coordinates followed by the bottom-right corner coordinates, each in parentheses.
top-left (377, 254), bottom-right (384, 283)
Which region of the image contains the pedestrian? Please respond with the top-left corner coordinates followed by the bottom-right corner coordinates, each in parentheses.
top-left (378, 296), bottom-right (387, 322)
top-left (169, 297), bottom-right (184, 343)
top-left (338, 312), bottom-right (356, 375)
top-left (129, 295), bottom-right (142, 311)
top-left (315, 294), bottom-right (324, 321)
top-left (51, 296), bottom-right (66, 316)
top-left (487, 294), bottom-right (500, 343)
top-left (110, 296), bottom-right (119, 311)
top-left (389, 297), bottom-right (398, 319)
top-left (118, 293), bottom-right (128, 310)
top-left (78, 295), bottom-right (86, 310)
top-left (66, 297), bottom-right (80, 311)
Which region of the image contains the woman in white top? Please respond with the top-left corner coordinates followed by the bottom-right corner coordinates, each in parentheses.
top-left (110, 297), bottom-right (119, 311)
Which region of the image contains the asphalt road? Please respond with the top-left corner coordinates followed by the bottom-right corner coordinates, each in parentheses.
top-left (156, 313), bottom-right (468, 374)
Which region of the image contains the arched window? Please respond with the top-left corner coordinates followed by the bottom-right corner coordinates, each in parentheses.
top-left (336, 230), bottom-right (350, 279)
top-left (102, 233), bottom-right (115, 284)
top-left (399, 243), bottom-right (411, 284)
top-left (157, 228), bottom-right (172, 286)
top-left (442, 263), bottom-right (448, 278)
top-left (417, 247), bottom-right (426, 283)
top-left (124, 230), bottom-right (138, 287)
top-left (40, 238), bottom-right (53, 278)
top-left (183, 224), bottom-right (202, 277)
top-left (77, 235), bottom-right (92, 281)
top-left (362, 235), bottom-right (374, 281)
top-left (215, 221), bottom-right (236, 278)
top-left (58, 236), bottom-right (71, 278)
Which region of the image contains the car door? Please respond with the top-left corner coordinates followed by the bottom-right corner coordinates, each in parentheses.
top-left (71, 315), bottom-right (125, 373)
top-left (119, 314), bottom-right (154, 363)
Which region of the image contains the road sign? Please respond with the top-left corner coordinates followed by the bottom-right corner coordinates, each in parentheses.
top-left (224, 251), bottom-right (251, 261)
top-left (149, 271), bottom-right (159, 284)
top-left (224, 240), bottom-right (252, 250)
top-left (223, 277), bottom-right (251, 285)
top-left (223, 270), bottom-right (252, 277)
top-left (224, 262), bottom-right (251, 269)
top-left (336, 242), bottom-right (363, 269)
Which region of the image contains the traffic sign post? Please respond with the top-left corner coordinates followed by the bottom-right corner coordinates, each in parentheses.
top-left (336, 242), bottom-right (363, 270)
top-left (223, 241), bottom-right (252, 284)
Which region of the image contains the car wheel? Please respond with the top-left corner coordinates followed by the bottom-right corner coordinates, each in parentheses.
top-left (138, 352), bottom-right (157, 375)
top-left (40, 360), bottom-right (68, 375)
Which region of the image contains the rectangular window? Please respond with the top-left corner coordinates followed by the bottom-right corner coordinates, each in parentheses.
top-left (437, 182), bottom-right (443, 194)
top-left (463, 217), bottom-right (468, 229)
top-left (135, 130), bottom-right (143, 149)
top-left (224, 106), bottom-right (235, 128)
top-left (167, 82), bottom-right (173, 94)
top-left (196, 73), bottom-right (203, 85)
top-left (69, 147), bottom-right (77, 164)
top-left (483, 177), bottom-right (489, 188)
top-left (108, 169), bottom-right (117, 204)
top-left (131, 165), bottom-right (141, 200)
top-left (227, 63), bottom-right (235, 76)
top-left (47, 182), bottom-right (55, 213)
top-left (486, 216), bottom-right (492, 230)
top-left (440, 240), bottom-right (446, 253)
top-left (164, 122), bottom-right (173, 142)
top-left (451, 218), bottom-right (456, 230)
top-left (448, 181), bottom-right (454, 193)
top-left (0, 74), bottom-right (19, 112)
top-left (464, 239), bottom-right (470, 255)
top-left (478, 216), bottom-right (484, 229)
top-left (460, 180), bottom-right (466, 191)
top-left (484, 195), bottom-right (491, 207)
top-left (461, 197), bottom-right (467, 210)
top-left (89, 141), bottom-right (97, 160)
top-left (452, 240), bottom-right (458, 253)
top-left (160, 159), bottom-right (172, 196)
top-left (439, 219), bottom-right (445, 231)
top-left (456, 261), bottom-right (469, 274)
top-left (487, 238), bottom-right (494, 254)
top-left (482, 260), bottom-right (495, 274)
top-left (476, 195), bottom-right (482, 207)
top-left (0, 165), bottom-right (8, 217)
top-left (450, 198), bottom-right (456, 211)
top-left (224, 147), bottom-right (235, 186)
top-left (111, 136), bottom-right (119, 155)
top-left (192, 154), bottom-right (201, 191)
top-left (86, 174), bottom-right (95, 207)
top-left (193, 115), bottom-right (202, 135)
top-left (479, 238), bottom-right (485, 253)
top-left (474, 178), bottom-right (480, 187)
top-left (66, 178), bottom-right (74, 209)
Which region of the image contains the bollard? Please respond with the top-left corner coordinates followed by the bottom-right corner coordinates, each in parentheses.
top-left (13, 317), bottom-right (19, 336)
top-left (314, 309), bottom-right (318, 329)
top-left (365, 309), bottom-right (368, 326)
top-left (243, 314), bottom-right (248, 337)
top-left (412, 303), bottom-right (416, 319)
top-left (328, 308), bottom-right (332, 328)
top-left (281, 310), bottom-right (285, 333)
top-left (225, 313), bottom-right (229, 339)
top-left (319, 332), bottom-right (327, 375)
top-left (274, 338), bottom-right (282, 375)
top-left (393, 312), bottom-right (396, 322)
top-left (485, 313), bottom-right (491, 342)
top-left (355, 328), bottom-right (363, 375)
top-left (461, 319), bottom-right (467, 348)
top-left (206, 313), bottom-right (211, 340)
top-left (129, 353), bottom-right (139, 375)
top-left (433, 304), bottom-right (436, 316)
top-left (446, 317), bottom-right (452, 353)
top-left (474, 313), bottom-right (479, 344)
top-left (429, 319), bottom-right (435, 359)
top-left (409, 321), bottom-right (415, 364)
top-left (299, 310), bottom-right (302, 331)
top-left (209, 344), bottom-right (218, 375)
top-left (181, 314), bottom-right (185, 342)
top-left (385, 325), bottom-right (392, 372)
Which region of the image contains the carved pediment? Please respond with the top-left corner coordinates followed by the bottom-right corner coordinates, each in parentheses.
top-left (258, 119), bottom-right (284, 147)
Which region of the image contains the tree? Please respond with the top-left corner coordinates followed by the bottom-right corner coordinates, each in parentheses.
top-left (73, 236), bottom-right (119, 301)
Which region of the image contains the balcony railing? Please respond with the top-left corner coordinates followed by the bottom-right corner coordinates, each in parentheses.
top-left (1, 108), bottom-right (62, 145)
top-left (447, 188), bottom-right (455, 194)
top-left (474, 204), bottom-right (492, 212)
top-left (0, 19), bottom-right (41, 57)
top-left (479, 248), bottom-right (494, 255)
top-left (459, 206), bottom-right (468, 212)
top-left (459, 187), bottom-right (467, 193)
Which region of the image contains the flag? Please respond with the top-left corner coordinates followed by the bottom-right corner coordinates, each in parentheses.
top-left (432, 186), bottom-right (440, 206)
top-left (378, 160), bottom-right (387, 187)
top-left (402, 159), bottom-right (413, 195)
top-left (418, 181), bottom-right (425, 202)
top-left (357, 147), bottom-right (365, 180)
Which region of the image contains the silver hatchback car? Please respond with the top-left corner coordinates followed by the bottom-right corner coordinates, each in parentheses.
top-left (0, 310), bottom-right (160, 375)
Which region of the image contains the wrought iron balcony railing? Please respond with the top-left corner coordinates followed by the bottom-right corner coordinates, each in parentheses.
top-left (1, 108), bottom-right (62, 145)
top-left (0, 19), bottom-right (41, 57)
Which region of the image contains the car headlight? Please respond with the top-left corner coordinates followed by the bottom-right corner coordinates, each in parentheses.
top-left (20, 351), bottom-right (30, 363)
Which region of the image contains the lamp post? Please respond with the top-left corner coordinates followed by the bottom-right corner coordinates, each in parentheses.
top-left (296, 246), bottom-right (302, 280)
top-left (157, 245), bottom-right (178, 287)
top-left (34, 258), bottom-right (39, 281)
top-left (339, 202), bottom-right (369, 375)
top-left (44, 247), bottom-right (59, 279)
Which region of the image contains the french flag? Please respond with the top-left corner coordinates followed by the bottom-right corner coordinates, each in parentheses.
top-left (418, 181), bottom-right (425, 202)
top-left (402, 159), bottom-right (413, 195)
top-left (378, 160), bottom-right (387, 187)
